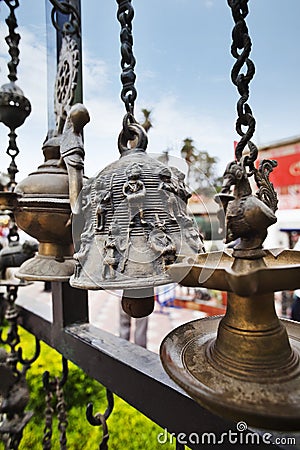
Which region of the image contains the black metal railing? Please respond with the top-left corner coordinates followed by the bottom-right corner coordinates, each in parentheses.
top-left (14, 283), bottom-right (282, 450)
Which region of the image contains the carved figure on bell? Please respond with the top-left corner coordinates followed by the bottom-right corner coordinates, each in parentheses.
top-left (122, 163), bottom-right (147, 227)
top-left (171, 167), bottom-right (192, 204)
top-left (102, 221), bottom-right (123, 280)
top-left (95, 179), bottom-right (112, 232)
top-left (149, 218), bottom-right (176, 272)
top-left (158, 167), bottom-right (178, 223)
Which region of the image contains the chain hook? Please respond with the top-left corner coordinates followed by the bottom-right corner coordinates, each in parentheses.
top-left (118, 112), bottom-right (148, 155)
top-left (86, 389), bottom-right (114, 450)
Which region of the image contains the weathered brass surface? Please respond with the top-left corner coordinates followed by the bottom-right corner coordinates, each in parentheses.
top-left (161, 316), bottom-right (300, 431)
top-left (14, 104), bottom-right (89, 281)
top-left (13, 32), bottom-right (85, 282)
top-left (70, 138), bottom-right (204, 296)
top-left (160, 103), bottom-right (300, 429)
top-left (122, 288), bottom-right (155, 318)
top-left (161, 223), bottom-right (300, 429)
top-left (168, 248), bottom-right (300, 295)
top-left (14, 135), bottom-right (74, 281)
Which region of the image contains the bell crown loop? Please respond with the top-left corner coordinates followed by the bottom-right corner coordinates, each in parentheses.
top-left (118, 113), bottom-right (148, 156)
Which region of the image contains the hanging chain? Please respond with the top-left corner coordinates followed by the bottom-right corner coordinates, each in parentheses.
top-left (42, 380), bottom-right (54, 450)
top-left (56, 380), bottom-right (68, 450)
top-left (49, 0), bottom-right (81, 37)
top-left (117, 0), bottom-right (137, 116)
top-left (0, 285), bottom-right (40, 450)
top-left (42, 358), bottom-right (69, 450)
top-left (116, 0), bottom-right (148, 152)
top-left (3, 0), bottom-right (20, 83)
top-left (0, 286), bottom-right (20, 377)
top-left (228, 0), bottom-right (258, 169)
top-left (86, 389), bottom-right (115, 450)
top-left (223, 0), bottom-right (278, 214)
top-left (2, 0), bottom-right (22, 188)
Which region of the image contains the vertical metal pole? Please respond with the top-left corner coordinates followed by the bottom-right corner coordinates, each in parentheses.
top-left (45, 0), bottom-right (56, 131)
top-left (56, 0), bottom-right (82, 104)
top-left (51, 282), bottom-right (88, 339)
top-left (45, 0), bottom-right (83, 131)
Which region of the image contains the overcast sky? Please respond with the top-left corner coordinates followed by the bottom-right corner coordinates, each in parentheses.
top-left (0, 0), bottom-right (300, 182)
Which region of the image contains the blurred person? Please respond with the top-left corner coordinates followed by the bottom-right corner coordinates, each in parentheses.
top-left (291, 234), bottom-right (300, 321)
top-left (291, 290), bottom-right (300, 322)
top-left (119, 304), bottom-right (148, 348)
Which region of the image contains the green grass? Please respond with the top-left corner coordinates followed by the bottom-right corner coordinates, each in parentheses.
top-left (0, 328), bottom-right (179, 450)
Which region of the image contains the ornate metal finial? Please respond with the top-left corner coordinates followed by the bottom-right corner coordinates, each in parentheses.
top-left (0, 0), bottom-right (31, 189)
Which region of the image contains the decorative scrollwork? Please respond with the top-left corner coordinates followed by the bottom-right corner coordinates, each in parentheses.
top-left (54, 35), bottom-right (80, 133)
top-left (255, 159), bottom-right (278, 213)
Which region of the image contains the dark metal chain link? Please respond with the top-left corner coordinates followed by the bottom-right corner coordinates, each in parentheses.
top-left (228, 0), bottom-right (257, 168)
top-left (3, 0), bottom-right (20, 83)
top-left (116, 0), bottom-right (137, 115)
top-left (0, 286), bottom-right (20, 377)
top-left (86, 389), bottom-right (114, 450)
top-left (56, 381), bottom-right (68, 450)
top-left (42, 387), bottom-right (54, 450)
top-left (49, 0), bottom-right (81, 37)
top-left (42, 358), bottom-right (68, 450)
top-left (2, 0), bottom-right (21, 186)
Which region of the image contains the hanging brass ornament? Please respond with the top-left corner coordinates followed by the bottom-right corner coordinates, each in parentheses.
top-left (0, 0), bottom-right (31, 209)
top-left (13, 1), bottom-right (88, 282)
top-left (160, 0), bottom-right (300, 431)
top-left (70, 0), bottom-right (204, 317)
top-left (14, 104), bottom-right (89, 281)
top-left (70, 114), bottom-right (204, 293)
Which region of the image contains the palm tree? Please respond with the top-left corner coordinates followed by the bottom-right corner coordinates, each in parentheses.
top-left (180, 137), bottom-right (197, 184)
top-left (180, 138), bottom-right (221, 193)
top-left (141, 108), bottom-right (153, 133)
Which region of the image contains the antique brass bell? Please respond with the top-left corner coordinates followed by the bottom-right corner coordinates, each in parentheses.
top-left (70, 0), bottom-right (204, 317)
top-left (70, 116), bottom-right (204, 315)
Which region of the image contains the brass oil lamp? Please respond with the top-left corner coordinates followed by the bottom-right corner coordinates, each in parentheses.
top-left (14, 103), bottom-right (89, 282)
top-left (70, 0), bottom-right (204, 318)
top-left (13, 3), bottom-right (89, 282)
top-left (160, 1), bottom-right (300, 431)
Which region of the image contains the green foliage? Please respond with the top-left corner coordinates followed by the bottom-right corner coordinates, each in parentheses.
top-left (0, 328), bottom-right (179, 450)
